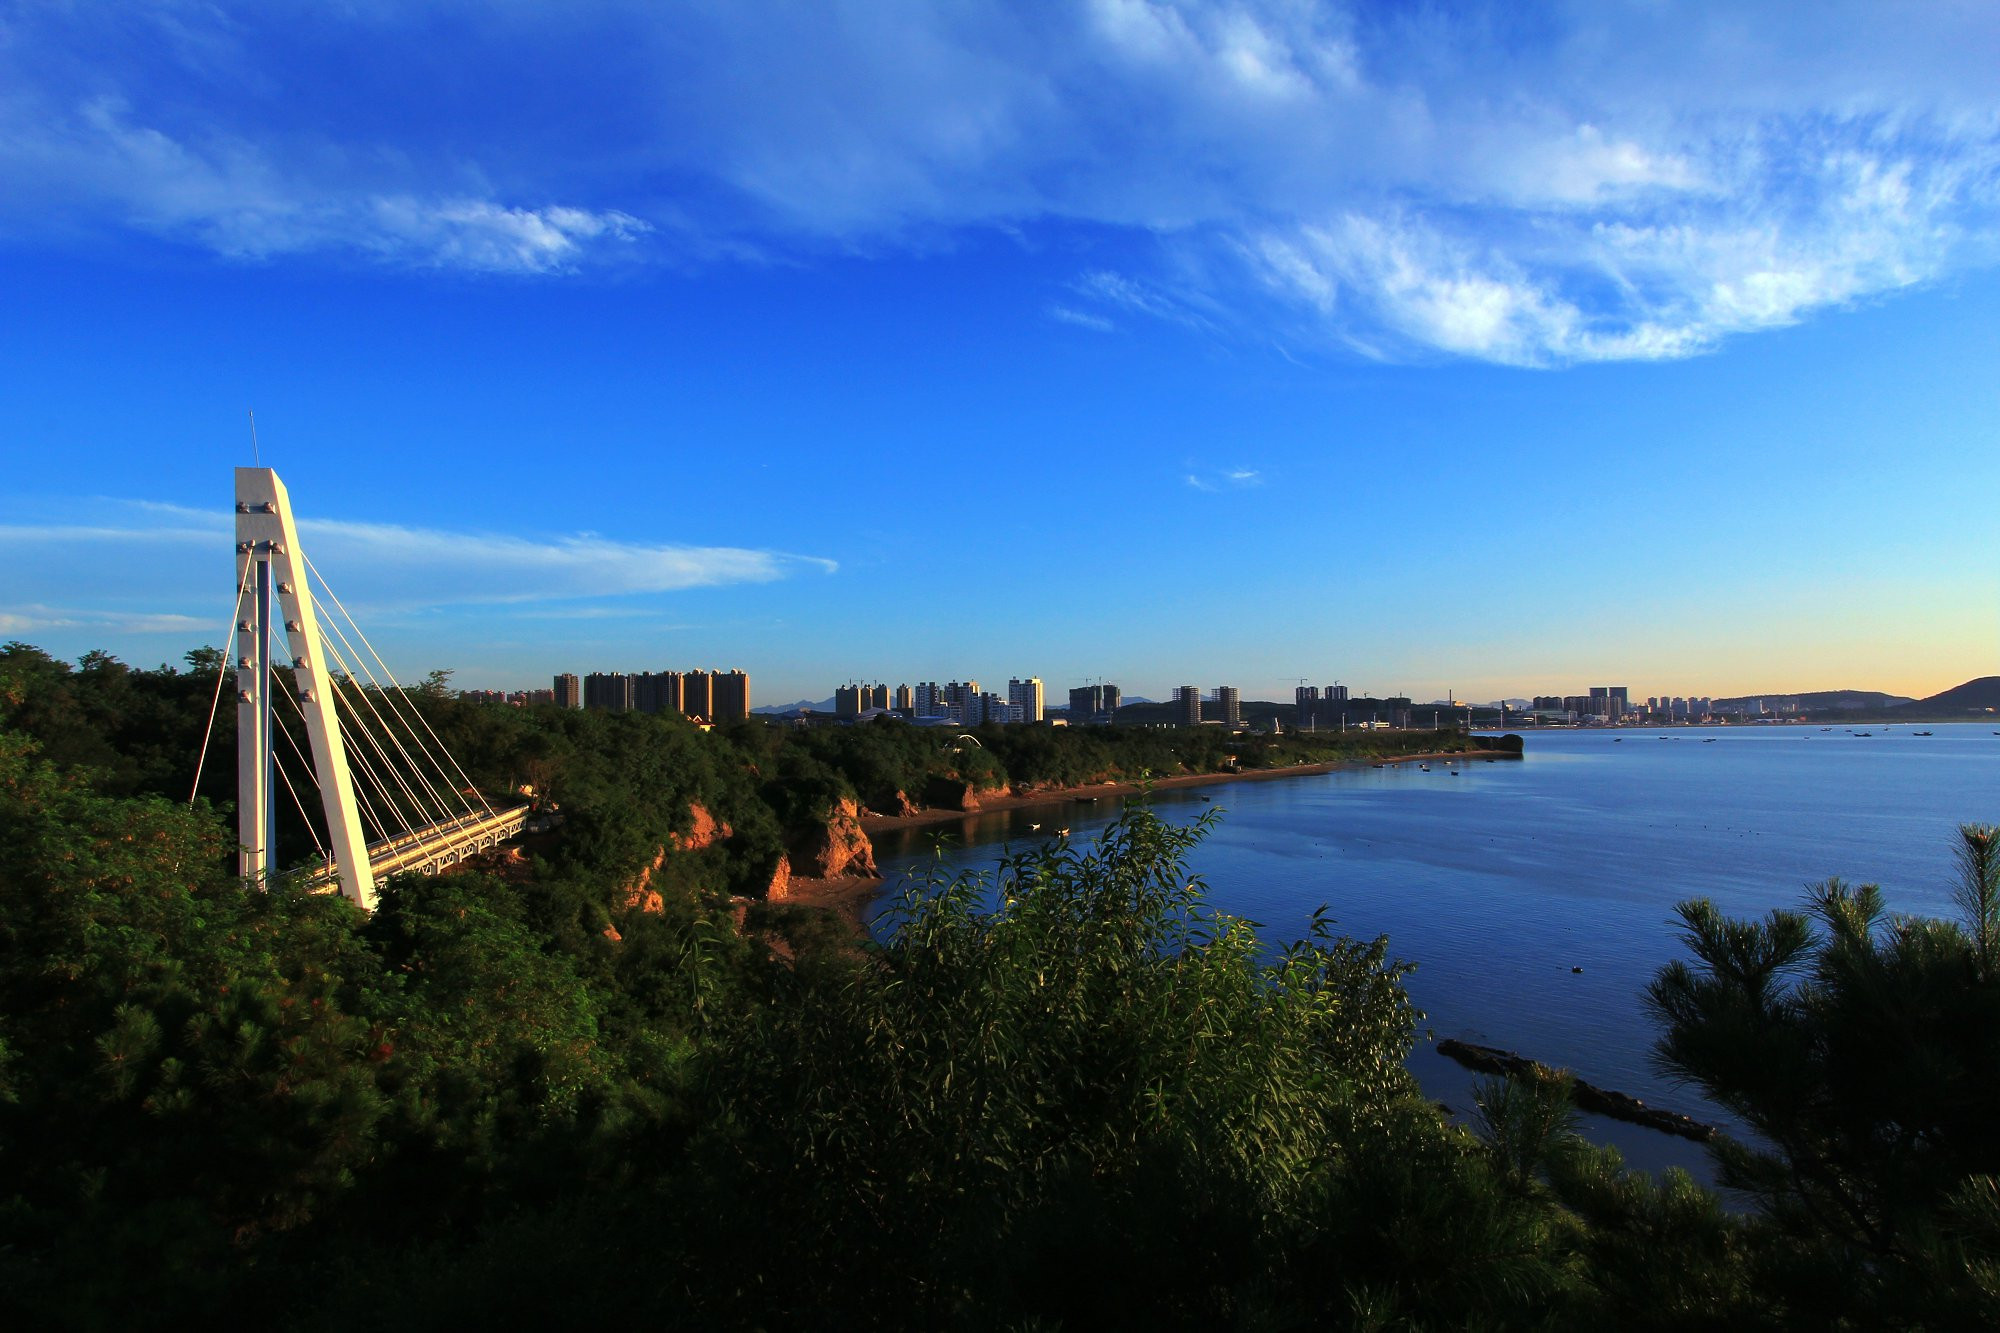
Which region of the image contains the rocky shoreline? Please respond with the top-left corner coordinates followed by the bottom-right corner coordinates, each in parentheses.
top-left (765, 745), bottom-right (1519, 921)
top-left (855, 747), bottom-right (1521, 836)
top-left (1435, 1038), bottom-right (1718, 1142)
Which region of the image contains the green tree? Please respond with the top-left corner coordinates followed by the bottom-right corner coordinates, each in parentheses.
top-left (1647, 823), bottom-right (2000, 1323)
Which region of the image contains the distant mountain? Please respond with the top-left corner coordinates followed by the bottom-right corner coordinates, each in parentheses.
top-left (753, 698), bottom-right (835, 715)
top-left (1898, 676), bottom-right (2000, 713)
top-left (1714, 689), bottom-right (1914, 712)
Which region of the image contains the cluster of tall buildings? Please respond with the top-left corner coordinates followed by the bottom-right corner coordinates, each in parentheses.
top-left (1527, 688), bottom-right (1715, 723)
top-left (824, 677), bottom-right (1158, 727)
top-left (1067, 682), bottom-right (1121, 725)
top-left (552, 668), bottom-right (751, 725)
top-left (1292, 683), bottom-right (1416, 730)
top-left (1174, 685), bottom-right (1240, 726)
top-left (836, 678), bottom-right (1048, 726)
top-left (458, 687), bottom-right (556, 707)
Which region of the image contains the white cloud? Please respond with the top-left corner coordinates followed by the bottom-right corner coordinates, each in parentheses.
top-left (3, 2), bottom-right (1998, 356)
top-left (295, 517), bottom-right (837, 605)
top-left (1, 97), bottom-right (647, 272)
top-left (1048, 303), bottom-right (1115, 331)
top-left (0, 499), bottom-right (838, 633)
top-left (0, 605), bottom-right (211, 635)
top-left (1185, 465), bottom-right (1263, 491)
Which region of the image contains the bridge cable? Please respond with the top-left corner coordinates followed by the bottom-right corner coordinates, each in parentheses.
top-left (320, 624), bottom-right (460, 832)
top-left (317, 634), bottom-right (452, 837)
top-left (260, 686), bottom-right (331, 867)
top-left (312, 632), bottom-right (444, 835)
top-left (319, 688), bottom-right (404, 845)
top-left (311, 621), bottom-right (460, 831)
top-left (301, 550), bottom-right (497, 820)
top-left (271, 740), bottom-right (329, 864)
top-left (273, 680), bottom-right (389, 851)
top-left (188, 550), bottom-right (253, 808)
top-left (309, 591), bottom-right (470, 829)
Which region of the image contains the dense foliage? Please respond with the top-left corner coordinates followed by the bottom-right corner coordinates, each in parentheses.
top-left (1, 643), bottom-right (1993, 1328)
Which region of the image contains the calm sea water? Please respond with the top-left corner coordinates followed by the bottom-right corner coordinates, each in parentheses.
top-left (868, 722), bottom-right (2000, 1180)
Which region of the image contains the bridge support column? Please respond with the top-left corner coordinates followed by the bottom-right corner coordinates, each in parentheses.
top-left (233, 468), bottom-right (377, 909)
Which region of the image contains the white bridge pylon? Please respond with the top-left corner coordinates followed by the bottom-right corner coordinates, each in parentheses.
top-left (234, 468), bottom-right (375, 906)
top-left (232, 467), bottom-right (524, 910)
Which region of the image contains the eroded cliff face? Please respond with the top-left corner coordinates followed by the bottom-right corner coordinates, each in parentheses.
top-left (919, 776), bottom-right (1008, 813)
top-left (671, 804), bottom-right (732, 853)
top-left (868, 789), bottom-right (920, 818)
top-left (788, 796), bottom-right (879, 879)
top-left (621, 803), bottom-right (734, 913)
top-left (763, 854), bottom-right (794, 902)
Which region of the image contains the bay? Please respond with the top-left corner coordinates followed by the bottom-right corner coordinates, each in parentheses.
top-left (866, 722), bottom-right (1999, 1182)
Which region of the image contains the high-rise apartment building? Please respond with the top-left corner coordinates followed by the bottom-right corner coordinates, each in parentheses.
top-left (553, 673), bottom-right (580, 709)
top-left (682, 670), bottom-right (714, 721)
top-left (1008, 677), bottom-right (1044, 723)
top-left (711, 670), bottom-right (750, 724)
top-left (945, 680), bottom-right (981, 726)
top-left (894, 684), bottom-right (914, 713)
top-left (1067, 683), bottom-right (1121, 725)
top-left (833, 683), bottom-right (887, 716)
top-left (1174, 685), bottom-right (1202, 725)
top-left (633, 670), bottom-right (683, 715)
top-left (1215, 685), bottom-right (1241, 726)
top-left (584, 671), bottom-right (634, 712)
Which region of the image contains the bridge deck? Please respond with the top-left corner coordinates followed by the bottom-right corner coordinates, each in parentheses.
top-left (303, 803), bottom-right (530, 890)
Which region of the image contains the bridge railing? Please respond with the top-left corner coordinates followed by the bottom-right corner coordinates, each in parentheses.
top-left (302, 803), bottom-right (531, 891)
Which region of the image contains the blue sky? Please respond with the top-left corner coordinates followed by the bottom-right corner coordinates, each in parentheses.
top-left (2, 1), bottom-right (1996, 705)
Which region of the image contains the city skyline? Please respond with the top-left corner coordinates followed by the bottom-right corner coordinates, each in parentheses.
top-left (2, 5), bottom-right (1996, 704)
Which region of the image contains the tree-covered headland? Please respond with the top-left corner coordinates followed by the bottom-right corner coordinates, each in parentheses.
top-left (1, 643), bottom-right (1994, 1328)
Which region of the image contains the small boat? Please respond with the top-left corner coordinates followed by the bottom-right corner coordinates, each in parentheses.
top-left (1419, 764), bottom-right (1430, 771)
top-left (1914, 731), bottom-right (1933, 736)
top-left (1854, 732), bottom-right (1872, 737)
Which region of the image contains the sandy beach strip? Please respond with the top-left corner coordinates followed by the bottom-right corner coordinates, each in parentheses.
top-left (855, 748), bottom-right (1513, 835)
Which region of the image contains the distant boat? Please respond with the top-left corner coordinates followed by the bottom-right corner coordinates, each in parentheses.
top-left (1419, 764), bottom-right (1430, 771)
top-left (1854, 732), bottom-right (1872, 737)
top-left (1914, 731), bottom-right (1933, 736)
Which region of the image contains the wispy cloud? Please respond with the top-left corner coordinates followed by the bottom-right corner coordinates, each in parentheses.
top-left (2, 96), bottom-right (649, 273)
top-left (0, 605), bottom-right (212, 635)
top-left (0, 498), bottom-right (838, 634)
top-left (3, 3), bottom-right (1997, 358)
top-left (1185, 466), bottom-right (1263, 492)
top-left (1048, 303), bottom-right (1114, 331)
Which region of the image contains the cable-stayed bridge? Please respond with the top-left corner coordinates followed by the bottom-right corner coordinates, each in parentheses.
top-left (220, 467), bottom-right (527, 909)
